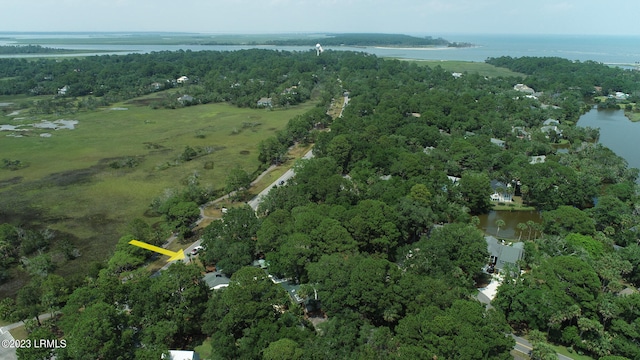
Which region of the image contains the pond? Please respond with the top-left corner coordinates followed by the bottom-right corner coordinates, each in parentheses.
top-left (477, 210), bottom-right (542, 240)
top-left (576, 107), bottom-right (640, 173)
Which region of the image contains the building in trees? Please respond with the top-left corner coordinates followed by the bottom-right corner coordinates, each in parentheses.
top-left (485, 236), bottom-right (525, 273)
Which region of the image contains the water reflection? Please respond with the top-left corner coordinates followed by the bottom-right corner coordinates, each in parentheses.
top-left (477, 210), bottom-right (542, 240)
top-left (576, 108), bottom-right (640, 174)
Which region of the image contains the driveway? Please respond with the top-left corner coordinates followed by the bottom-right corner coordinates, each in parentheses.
top-left (0, 327), bottom-right (17, 360)
top-left (0, 313), bottom-right (56, 360)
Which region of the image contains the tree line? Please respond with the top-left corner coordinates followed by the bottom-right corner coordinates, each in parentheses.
top-left (264, 33), bottom-right (453, 47)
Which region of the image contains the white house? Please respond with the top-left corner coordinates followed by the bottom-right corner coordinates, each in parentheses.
top-left (176, 76), bottom-right (190, 84)
top-left (177, 95), bottom-right (194, 104)
top-left (162, 350), bottom-right (199, 360)
top-left (257, 97), bottom-right (273, 107)
top-left (447, 175), bottom-right (461, 184)
top-left (57, 85), bottom-right (69, 96)
top-left (513, 84), bottom-right (535, 94)
top-left (613, 92), bottom-right (629, 100)
top-left (541, 125), bottom-right (562, 136)
top-left (512, 126), bottom-right (530, 139)
top-left (529, 155), bottom-right (546, 164)
top-left (490, 180), bottom-right (513, 202)
top-left (490, 138), bottom-right (506, 148)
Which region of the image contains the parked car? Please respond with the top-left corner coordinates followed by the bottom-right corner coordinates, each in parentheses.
top-left (191, 246), bottom-right (204, 255)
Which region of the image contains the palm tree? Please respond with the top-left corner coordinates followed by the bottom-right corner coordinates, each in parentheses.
top-left (383, 308), bottom-right (400, 324)
top-left (526, 220), bottom-right (535, 240)
top-left (520, 184), bottom-right (530, 202)
top-left (517, 223), bottom-right (527, 241)
top-left (495, 219), bottom-right (506, 238)
top-left (506, 184), bottom-right (515, 202)
top-left (496, 186), bottom-right (505, 202)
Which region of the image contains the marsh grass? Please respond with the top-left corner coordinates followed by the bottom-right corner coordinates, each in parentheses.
top-left (0, 97), bottom-right (317, 296)
top-left (406, 60), bottom-right (526, 78)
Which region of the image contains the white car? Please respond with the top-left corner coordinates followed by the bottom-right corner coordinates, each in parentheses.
top-left (191, 246), bottom-right (204, 255)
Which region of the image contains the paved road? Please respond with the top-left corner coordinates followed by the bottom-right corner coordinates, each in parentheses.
top-left (509, 334), bottom-right (574, 360)
top-left (510, 334), bottom-right (533, 356)
top-left (247, 148), bottom-right (314, 211)
top-left (156, 238), bottom-right (203, 272)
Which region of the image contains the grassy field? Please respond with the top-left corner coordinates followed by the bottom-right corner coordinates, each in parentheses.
top-left (0, 95), bottom-right (317, 297)
top-left (405, 59), bottom-right (526, 78)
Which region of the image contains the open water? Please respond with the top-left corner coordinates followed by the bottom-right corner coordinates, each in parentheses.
top-left (1, 33), bottom-right (640, 67)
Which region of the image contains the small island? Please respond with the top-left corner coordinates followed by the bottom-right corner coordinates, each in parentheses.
top-left (0, 44), bottom-right (114, 55)
top-left (262, 33), bottom-right (473, 48)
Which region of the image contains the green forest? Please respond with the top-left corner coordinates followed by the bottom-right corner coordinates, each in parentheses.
top-left (263, 33), bottom-right (465, 47)
top-left (1, 48), bottom-right (640, 360)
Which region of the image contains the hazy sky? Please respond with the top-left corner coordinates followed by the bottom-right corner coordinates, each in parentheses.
top-left (1, 0), bottom-right (636, 36)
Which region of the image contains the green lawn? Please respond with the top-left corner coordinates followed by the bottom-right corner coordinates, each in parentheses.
top-left (550, 344), bottom-right (595, 360)
top-left (194, 338), bottom-right (223, 360)
top-left (0, 97), bottom-right (316, 297)
top-left (405, 59), bottom-right (526, 78)
top-left (625, 107), bottom-right (640, 122)
top-left (492, 196), bottom-right (536, 211)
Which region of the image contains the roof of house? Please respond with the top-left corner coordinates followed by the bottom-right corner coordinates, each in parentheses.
top-left (486, 236), bottom-right (524, 271)
top-left (268, 273), bottom-right (306, 303)
top-left (514, 84), bottom-right (535, 94)
top-left (543, 118), bottom-right (560, 126)
top-left (529, 155), bottom-right (546, 164)
top-left (281, 281), bottom-right (305, 303)
top-left (490, 180), bottom-right (508, 191)
top-left (619, 287), bottom-right (638, 296)
top-left (490, 138), bottom-right (505, 146)
top-left (202, 271), bottom-right (230, 290)
top-left (512, 126), bottom-right (530, 138)
top-left (541, 125), bottom-right (561, 134)
top-left (177, 95), bottom-right (194, 102)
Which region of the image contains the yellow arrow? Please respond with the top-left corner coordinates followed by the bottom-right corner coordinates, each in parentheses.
top-left (128, 240), bottom-right (185, 262)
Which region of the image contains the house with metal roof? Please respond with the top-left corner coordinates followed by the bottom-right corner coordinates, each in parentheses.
top-left (485, 235), bottom-right (525, 273)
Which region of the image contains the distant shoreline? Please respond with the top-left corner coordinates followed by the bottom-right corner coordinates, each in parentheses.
top-left (373, 45), bottom-right (478, 51)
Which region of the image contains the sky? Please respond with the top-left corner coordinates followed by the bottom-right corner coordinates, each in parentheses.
top-left (0, 0), bottom-right (637, 36)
